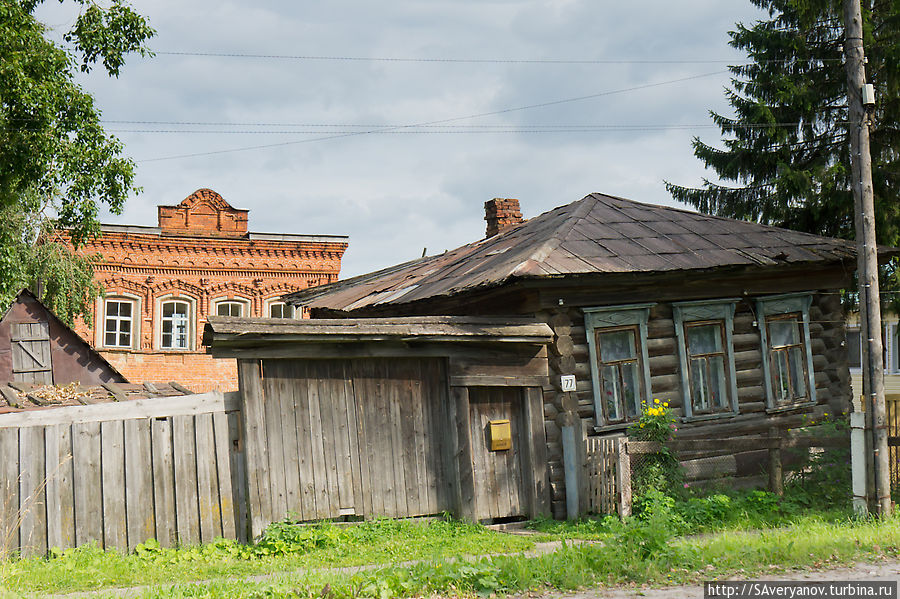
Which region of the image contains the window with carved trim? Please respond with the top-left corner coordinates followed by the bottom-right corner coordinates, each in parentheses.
top-left (585, 304), bottom-right (653, 428)
top-left (756, 294), bottom-right (816, 411)
top-left (161, 300), bottom-right (191, 350)
top-left (674, 299), bottom-right (739, 420)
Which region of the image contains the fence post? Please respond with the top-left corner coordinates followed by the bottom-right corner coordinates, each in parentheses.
top-left (560, 415), bottom-right (585, 520)
top-left (615, 437), bottom-right (631, 518)
top-left (768, 427), bottom-right (783, 496)
top-left (850, 412), bottom-right (868, 515)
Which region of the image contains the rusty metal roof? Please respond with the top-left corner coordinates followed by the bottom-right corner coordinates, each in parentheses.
top-left (285, 193), bottom-right (860, 313)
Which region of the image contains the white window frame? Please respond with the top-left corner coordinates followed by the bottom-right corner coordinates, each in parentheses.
top-left (212, 297), bottom-right (250, 318)
top-left (98, 294), bottom-right (140, 350)
top-left (265, 299), bottom-right (296, 319)
top-left (155, 295), bottom-right (196, 351)
top-left (673, 299), bottom-right (740, 421)
top-left (584, 303), bottom-right (654, 430)
top-left (756, 293), bottom-right (816, 412)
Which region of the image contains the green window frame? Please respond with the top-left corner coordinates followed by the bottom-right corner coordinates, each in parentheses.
top-left (673, 299), bottom-right (740, 420)
top-left (585, 304), bottom-right (653, 429)
top-left (756, 294), bottom-right (816, 412)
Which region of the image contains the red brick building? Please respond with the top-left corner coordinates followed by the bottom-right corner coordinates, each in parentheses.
top-left (71, 188), bottom-right (348, 391)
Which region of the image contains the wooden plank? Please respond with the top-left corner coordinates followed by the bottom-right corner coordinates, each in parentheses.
top-left (523, 386), bottom-right (549, 517)
top-left (328, 360), bottom-right (356, 515)
top-left (101, 420), bottom-right (127, 551)
top-left (194, 413), bottom-right (221, 542)
top-left (398, 360), bottom-right (422, 517)
top-left (0, 392), bottom-right (238, 428)
top-left (350, 360), bottom-right (375, 518)
top-left (44, 425), bottom-right (61, 552)
top-left (151, 417), bottom-right (176, 547)
top-left (18, 426), bottom-right (46, 556)
top-left (212, 412), bottom-right (236, 539)
top-left (314, 360), bottom-right (342, 517)
top-left (615, 437), bottom-right (632, 518)
top-left (276, 362), bottom-right (302, 519)
top-left (409, 360), bottom-right (432, 514)
top-left (172, 414), bottom-right (200, 545)
top-left (101, 383), bottom-right (127, 402)
top-left (342, 361), bottom-right (364, 517)
top-left (227, 412), bottom-right (249, 543)
top-left (124, 419), bottom-right (155, 550)
top-left (237, 359), bottom-right (270, 539)
top-left (0, 427), bottom-right (19, 553)
top-left (508, 389), bottom-right (525, 517)
top-left (291, 361), bottom-right (317, 521)
top-left (420, 358), bottom-right (446, 514)
top-left (387, 360), bottom-right (410, 518)
top-left (55, 423), bottom-right (75, 550)
top-left (374, 360), bottom-right (399, 517)
top-left (261, 362), bottom-right (288, 522)
top-left (449, 386), bottom-right (475, 521)
top-left (72, 421), bottom-right (102, 547)
top-left (306, 360), bottom-right (332, 519)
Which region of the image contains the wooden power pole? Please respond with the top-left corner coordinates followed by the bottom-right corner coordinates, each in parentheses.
top-left (843, 0), bottom-right (891, 516)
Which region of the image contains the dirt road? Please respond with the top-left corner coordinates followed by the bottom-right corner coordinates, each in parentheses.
top-left (550, 559), bottom-right (900, 599)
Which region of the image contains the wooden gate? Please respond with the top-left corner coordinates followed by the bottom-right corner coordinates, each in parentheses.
top-left (467, 387), bottom-right (528, 521)
top-left (244, 357), bottom-right (451, 531)
top-left (11, 322), bottom-right (52, 384)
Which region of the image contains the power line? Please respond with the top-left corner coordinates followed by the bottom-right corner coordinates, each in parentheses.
top-left (138, 69), bottom-right (728, 163)
top-left (153, 50), bottom-right (843, 65)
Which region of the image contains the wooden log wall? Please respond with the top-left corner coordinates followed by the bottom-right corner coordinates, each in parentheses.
top-left (0, 392), bottom-right (246, 557)
top-left (539, 291), bottom-right (851, 518)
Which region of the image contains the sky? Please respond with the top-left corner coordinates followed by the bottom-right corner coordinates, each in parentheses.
top-left (37, 1), bottom-right (767, 278)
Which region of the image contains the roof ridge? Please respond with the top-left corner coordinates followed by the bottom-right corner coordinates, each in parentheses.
top-left (588, 192), bottom-right (853, 247)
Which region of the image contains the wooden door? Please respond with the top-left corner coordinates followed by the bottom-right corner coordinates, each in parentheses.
top-left (468, 387), bottom-right (527, 521)
top-left (257, 357), bottom-right (451, 522)
top-left (11, 322), bottom-right (52, 384)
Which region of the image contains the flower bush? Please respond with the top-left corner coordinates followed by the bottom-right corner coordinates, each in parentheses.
top-left (628, 399), bottom-right (683, 503)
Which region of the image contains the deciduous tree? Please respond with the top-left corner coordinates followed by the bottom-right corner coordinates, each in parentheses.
top-left (0, 0), bottom-right (153, 322)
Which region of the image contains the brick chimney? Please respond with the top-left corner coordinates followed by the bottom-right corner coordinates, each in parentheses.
top-left (484, 198), bottom-right (523, 237)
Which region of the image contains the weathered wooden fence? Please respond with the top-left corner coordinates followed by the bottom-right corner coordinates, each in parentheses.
top-left (0, 392), bottom-right (246, 557)
top-left (576, 429), bottom-right (849, 520)
top-left (584, 436), bottom-right (630, 517)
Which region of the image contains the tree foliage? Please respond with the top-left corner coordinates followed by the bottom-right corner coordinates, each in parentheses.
top-left (0, 0), bottom-right (153, 321)
top-left (666, 0), bottom-right (900, 250)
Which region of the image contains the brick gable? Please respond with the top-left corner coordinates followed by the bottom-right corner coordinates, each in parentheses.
top-left (70, 189), bottom-right (348, 391)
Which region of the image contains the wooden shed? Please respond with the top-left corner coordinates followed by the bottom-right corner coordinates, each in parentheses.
top-left (280, 193), bottom-right (897, 518)
top-left (0, 289), bottom-right (126, 386)
top-left (204, 316), bottom-right (554, 534)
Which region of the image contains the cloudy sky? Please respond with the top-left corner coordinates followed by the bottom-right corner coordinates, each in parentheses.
top-left (38, 1), bottom-right (766, 277)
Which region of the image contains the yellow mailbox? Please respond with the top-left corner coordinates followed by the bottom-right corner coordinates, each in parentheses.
top-left (489, 419), bottom-right (512, 451)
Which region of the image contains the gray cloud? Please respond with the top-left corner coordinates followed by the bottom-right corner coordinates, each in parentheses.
top-left (35, 1), bottom-right (765, 277)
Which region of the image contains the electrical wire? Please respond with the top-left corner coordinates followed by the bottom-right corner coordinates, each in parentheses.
top-left (153, 50), bottom-right (844, 65)
top-left (137, 69), bottom-right (728, 162)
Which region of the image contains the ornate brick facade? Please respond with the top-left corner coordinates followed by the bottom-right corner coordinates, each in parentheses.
top-left (71, 189), bottom-right (348, 391)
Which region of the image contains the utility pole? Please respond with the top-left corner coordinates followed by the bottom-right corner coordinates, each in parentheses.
top-left (843, 0), bottom-right (891, 516)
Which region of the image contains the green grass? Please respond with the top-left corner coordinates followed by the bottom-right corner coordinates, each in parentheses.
top-left (31, 515), bottom-right (899, 599)
top-left (0, 518), bottom-right (535, 595)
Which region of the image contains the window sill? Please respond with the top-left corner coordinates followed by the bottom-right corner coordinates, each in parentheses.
top-left (765, 401), bottom-right (816, 415)
top-left (681, 411), bottom-right (738, 423)
top-left (593, 422), bottom-right (634, 434)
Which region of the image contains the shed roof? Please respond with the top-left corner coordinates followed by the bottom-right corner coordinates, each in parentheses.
top-left (203, 315), bottom-right (554, 350)
top-left (284, 193), bottom-right (861, 313)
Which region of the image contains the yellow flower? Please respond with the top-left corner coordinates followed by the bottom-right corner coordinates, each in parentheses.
top-left (640, 423), bottom-right (645, 428)
top-left (654, 398), bottom-right (660, 404)
top-left (663, 402), bottom-right (669, 407)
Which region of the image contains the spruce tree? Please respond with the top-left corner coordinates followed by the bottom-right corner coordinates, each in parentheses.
top-left (666, 0), bottom-right (900, 248)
